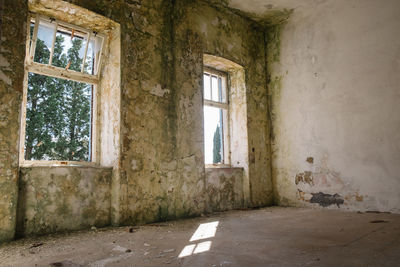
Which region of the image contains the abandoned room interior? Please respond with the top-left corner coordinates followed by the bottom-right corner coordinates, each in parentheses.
top-left (0, 0), bottom-right (399, 266)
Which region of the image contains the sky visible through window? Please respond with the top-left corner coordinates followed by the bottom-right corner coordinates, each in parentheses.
top-left (203, 72), bottom-right (226, 164)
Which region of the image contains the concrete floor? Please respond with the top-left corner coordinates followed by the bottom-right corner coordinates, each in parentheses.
top-left (1, 207), bottom-right (400, 267)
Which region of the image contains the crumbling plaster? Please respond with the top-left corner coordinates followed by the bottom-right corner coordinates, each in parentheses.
top-left (0, 0), bottom-right (27, 242)
top-left (0, 0), bottom-right (273, 242)
top-left (175, 0), bottom-right (272, 207)
top-left (206, 167), bottom-right (244, 211)
top-left (17, 166), bottom-right (112, 237)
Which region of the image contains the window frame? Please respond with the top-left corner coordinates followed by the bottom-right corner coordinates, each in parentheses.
top-left (203, 67), bottom-right (231, 167)
top-left (19, 13), bottom-right (106, 167)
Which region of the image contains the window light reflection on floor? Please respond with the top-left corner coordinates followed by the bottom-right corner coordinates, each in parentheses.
top-left (193, 241), bottom-right (212, 254)
top-left (178, 221), bottom-right (219, 258)
top-left (190, 221), bottom-right (219, 242)
top-left (178, 244), bottom-right (196, 258)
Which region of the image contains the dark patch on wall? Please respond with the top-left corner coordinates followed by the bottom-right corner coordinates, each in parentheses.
top-left (310, 192), bottom-right (344, 207)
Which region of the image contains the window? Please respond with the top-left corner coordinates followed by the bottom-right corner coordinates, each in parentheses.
top-left (203, 67), bottom-right (230, 165)
top-left (20, 14), bottom-right (105, 163)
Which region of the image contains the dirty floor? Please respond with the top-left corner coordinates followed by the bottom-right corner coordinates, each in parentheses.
top-left (1, 207), bottom-right (400, 267)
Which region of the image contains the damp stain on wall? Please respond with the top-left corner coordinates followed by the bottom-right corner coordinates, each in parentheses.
top-left (294, 156), bottom-right (368, 209)
top-left (310, 192), bottom-right (344, 208)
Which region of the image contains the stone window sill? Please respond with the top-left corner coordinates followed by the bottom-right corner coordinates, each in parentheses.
top-left (19, 162), bottom-right (112, 170)
top-left (205, 164), bottom-right (244, 170)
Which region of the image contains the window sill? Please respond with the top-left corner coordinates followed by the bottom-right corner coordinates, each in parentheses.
top-left (205, 164), bottom-right (243, 170)
top-left (19, 161), bottom-right (111, 169)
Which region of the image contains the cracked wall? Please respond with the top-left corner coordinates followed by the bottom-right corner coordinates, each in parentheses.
top-left (269, 0), bottom-right (400, 212)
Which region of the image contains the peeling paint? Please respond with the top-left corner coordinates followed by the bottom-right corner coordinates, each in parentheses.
top-left (149, 83), bottom-right (170, 97)
top-left (295, 171), bottom-right (314, 186)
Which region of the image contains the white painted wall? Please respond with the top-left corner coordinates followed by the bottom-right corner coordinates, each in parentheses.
top-left (272, 0), bottom-right (400, 212)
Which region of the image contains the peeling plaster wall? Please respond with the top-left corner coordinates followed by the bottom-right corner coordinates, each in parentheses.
top-left (203, 55), bottom-right (250, 207)
top-left (206, 168), bottom-right (244, 212)
top-left (60, 0), bottom-right (180, 225)
top-left (0, 0), bottom-right (27, 242)
top-left (175, 0), bottom-right (273, 208)
top-left (17, 167), bottom-right (112, 236)
top-left (270, 0), bottom-right (400, 212)
top-left (0, 0), bottom-right (273, 242)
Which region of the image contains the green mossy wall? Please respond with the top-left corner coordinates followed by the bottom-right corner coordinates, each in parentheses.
top-left (17, 167), bottom-right (112, 237)
top-left (0, 0), bottom-right (28, 243)
top-left (0, 0), bottom-right (274, 242)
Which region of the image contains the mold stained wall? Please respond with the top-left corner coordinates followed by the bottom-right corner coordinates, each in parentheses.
top-left (0, 0), bottom-right (28, 242)
top-left (174, 0), bottom-right (272, 208)
top-left (73, 0), bottom-right (273, 221)
top-left (205, 168), bottom-right (244, 212)
top-left (17, 167), bottom-right (112, 236)
top-left (270, 0), bottom-right (400, 212)
top-left (0, 0), bottom-right (272, 242)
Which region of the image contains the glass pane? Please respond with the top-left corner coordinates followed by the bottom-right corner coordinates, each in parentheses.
top-left (204, 106), bottom-right (224, 164)
top-left (25, 72), bottom-right (92, 161)
top-left (84, 35), bottom-right (103, 75)
top-left (211, 75), bottom-right (219, 102)
top-left (34, 19), bottom-right (56, 64)
top-left (219, 76), bottom-right (227, 103)
top-left (204, 74), bottom-right (211, 100)
top-left (52, 26), bottom-right (87, 72)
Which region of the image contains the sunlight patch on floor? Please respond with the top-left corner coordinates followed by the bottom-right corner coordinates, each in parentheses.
top-left (178, 221), bottom-right (219, 258)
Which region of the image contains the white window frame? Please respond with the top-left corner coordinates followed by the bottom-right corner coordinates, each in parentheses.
top-left (203, 67), bottom-right (231, 167)
top-left (19, 13), bottom-right (106, 166)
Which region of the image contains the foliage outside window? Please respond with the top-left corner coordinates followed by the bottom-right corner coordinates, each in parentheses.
top-left (21, 14), bottom-right (105, 163)
top-left (203, 68), bottom-right (229, 165)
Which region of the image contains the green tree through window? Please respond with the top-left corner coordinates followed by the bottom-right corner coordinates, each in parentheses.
top-left (25, 30), bottom-right (92, 161)
top-left (213, 125), bottom-right (222, 163)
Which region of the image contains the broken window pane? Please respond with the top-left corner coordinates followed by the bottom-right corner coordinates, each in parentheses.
top-left (203, 106), bottom-right (224, 164)
top-left (25, 72), bottom-right (92, 161)
top-left (34, 19), bottom-right (56, 64)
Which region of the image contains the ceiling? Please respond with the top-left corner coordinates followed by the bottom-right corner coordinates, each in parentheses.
top-left (207, 0), bottom-right (326, 25)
